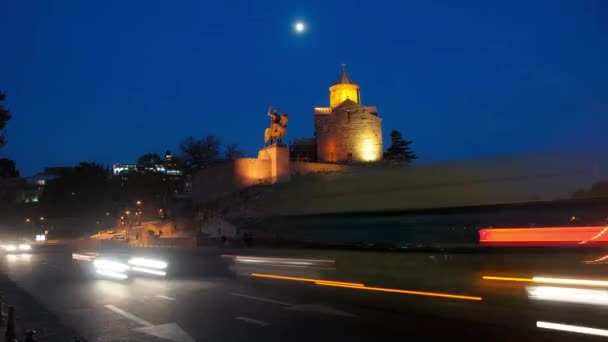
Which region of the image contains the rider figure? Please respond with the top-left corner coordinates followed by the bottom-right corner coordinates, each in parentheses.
top-left (267, 108), bottom-right (280, 126)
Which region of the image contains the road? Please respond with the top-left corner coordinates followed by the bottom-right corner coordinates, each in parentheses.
top-left (1, 247), bottom-right (607, 341)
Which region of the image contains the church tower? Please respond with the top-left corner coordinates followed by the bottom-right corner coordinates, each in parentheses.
top-left (313, 65), bottom-right (383, 163)
top-left (329, 64), bottom-right (360, 109)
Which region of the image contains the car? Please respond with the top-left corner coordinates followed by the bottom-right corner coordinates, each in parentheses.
top-left (1, 240), bottom-right (32, 253)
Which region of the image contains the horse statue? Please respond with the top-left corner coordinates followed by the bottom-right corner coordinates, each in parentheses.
top-left (264, 113), bottom-right (289, 146)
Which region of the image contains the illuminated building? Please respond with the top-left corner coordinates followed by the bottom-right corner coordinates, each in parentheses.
top-left (312, 65), bottom-right (383, 163)
top-left (112, 151), bottom-right (182, 177)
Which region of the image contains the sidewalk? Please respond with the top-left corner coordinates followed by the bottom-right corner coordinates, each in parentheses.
top-left (0, 271), bottom-right (85, 341)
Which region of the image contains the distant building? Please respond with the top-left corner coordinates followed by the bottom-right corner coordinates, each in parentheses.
top-left (112, 151), bottom-right (182, 177)
top-left (24, 166), bottom-right (75, 203)
top-left (290, 138), bottom-right (317, 162)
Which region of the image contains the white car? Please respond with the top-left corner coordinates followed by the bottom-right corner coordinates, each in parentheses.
top-left (1, 241), bottom-right (32, 253)
top-left (72, 252), bottom-right (168, 280)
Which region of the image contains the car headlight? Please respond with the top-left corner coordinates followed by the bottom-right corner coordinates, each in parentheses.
top-left (128, 257), bottom-right (168, 269)
top-left (18, 244), bottom-right (31, 251)
top-left (93, 259), bottom-right (130, 272)
top-left (128, 257), bottom-right (168, 277)
top-left (3, 245), bottom-right (17, 252)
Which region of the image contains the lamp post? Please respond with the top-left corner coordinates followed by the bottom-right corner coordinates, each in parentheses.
top-left (135, 200), bottom-right (142, 225)
top-left (25, 218), bottom-right (32, 238)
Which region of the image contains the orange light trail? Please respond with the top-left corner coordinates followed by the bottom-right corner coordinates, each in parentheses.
top-left (315, 282), bottom-right (483, 301)
top-left (251, 273), bottom-right (364, 287)
top-left (252, 273), bottom-right (482, 301)
top-left (479, 226), bottom-right (608, 245)
top-left (314, 280), bottom-right (365, 287)
top-left (482, 276), bottom-right (533, 282)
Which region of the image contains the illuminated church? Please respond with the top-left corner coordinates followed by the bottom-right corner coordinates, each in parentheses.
top-left (292, 65), bottom-right (383, 163)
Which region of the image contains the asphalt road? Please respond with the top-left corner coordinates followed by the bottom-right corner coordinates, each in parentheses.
top-left (1, 247), bottom-right (607, 341)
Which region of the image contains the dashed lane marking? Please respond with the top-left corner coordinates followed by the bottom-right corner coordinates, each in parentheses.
top-left (235, 316), bottom-right (270, 327)
top-left (229, 292), bottom-right (292, 306)
top-left (105, 305), bottom-right (153, 327)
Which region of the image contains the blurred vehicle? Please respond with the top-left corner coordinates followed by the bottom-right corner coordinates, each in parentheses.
top-left (1, 240), bottom-right (32, 253)
top-left (72, 252), bottom-right (167, 280)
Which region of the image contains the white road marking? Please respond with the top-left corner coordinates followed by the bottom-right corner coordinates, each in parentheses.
top-left (230, 292), bottom-right (292, 306)
top-left (156, 295), bottom-right (177, 301)
top-left (134, 323), bottom-right (196, 342)
top-left (235, 316), bottom-right (271, 327)
top-left (105, 305), bottom-right (153, 327)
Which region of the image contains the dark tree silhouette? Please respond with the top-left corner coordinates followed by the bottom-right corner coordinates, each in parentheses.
top-left (0, 159), bottom-right (19, 178)
top-left (41, 162), bottom-right (109, 213)
top-left (0, 92), bottom-right (12, 148)
top-left (179, 135), bottom-right (221, 171)
top-left (572, 182), bottom-right (608, 199)
top-left (384, 130), bottom-right (416, 164)
top-left (224, 144), bottom-right (244, 160)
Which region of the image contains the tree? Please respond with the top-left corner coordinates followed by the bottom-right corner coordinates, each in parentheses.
top-left (0, 159), bottom-right (19, 178)
top-left (572, 182), bottom-right (608, 199)
top-left (179, 135), bottom-right (221, 172)
top-left (137, 153), bottom-right (162, 167)
top-left (41, 162), bottom-right (109, 214)
top-left (384, 130), bottom-right (416, 164)
top-left (224, 144), bottom-right (244, 160)
top-left (0, 92), bottom-right (12, 148)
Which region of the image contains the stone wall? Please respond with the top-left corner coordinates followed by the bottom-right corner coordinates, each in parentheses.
top-left (234, 158), bottom-right (272, 186)
top-left (261, 152), bottom-right (608, 216)
top-left (193, 146), bottom-right (292, 204)
top-left (193, 159), bottom-right (271, 204)
top-left (291, 161), bottom-right (350, 175)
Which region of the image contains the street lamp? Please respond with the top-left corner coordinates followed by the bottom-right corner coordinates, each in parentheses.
top-left (136, 200), bottom-right (142, 206)
top-left (25, 218), bottom-right (31, 223)
top-left (40, 216), bottom-right (44, 221)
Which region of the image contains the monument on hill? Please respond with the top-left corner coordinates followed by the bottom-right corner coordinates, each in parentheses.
top-left (264, 105), bottom-right (289, 146)
top-left (259, 105), bottom-right (290, 182)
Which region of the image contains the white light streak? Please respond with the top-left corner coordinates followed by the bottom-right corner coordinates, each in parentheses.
top-left (537, 321), bottom-right (608, 337)
top-left (131, 267), bottom-right (166, 277)
top-left (128, 257), bottom-right (167, 269)
top-left (527, 286), bottom-right (608, 306)
top-left (95, 269), bottom-right (128, 280)
top-left (94, 259), bottom-right (130, 272)
top-left (533, 276), bottom-right (608, 288)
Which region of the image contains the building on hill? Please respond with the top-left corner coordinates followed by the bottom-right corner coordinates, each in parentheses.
top-left (289, 138), bottom-right (317, 162)
top-left (112, 151), bottom-right (182, 178)
top-left (292, 65), bottom-right (383, 163)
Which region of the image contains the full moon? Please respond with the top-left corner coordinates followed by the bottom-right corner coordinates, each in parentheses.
top-left (295, 22), bottom-right (305, 33)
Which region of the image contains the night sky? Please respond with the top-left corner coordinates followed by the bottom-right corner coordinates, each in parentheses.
top-left (1, 0), bottom-right (607, 176)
